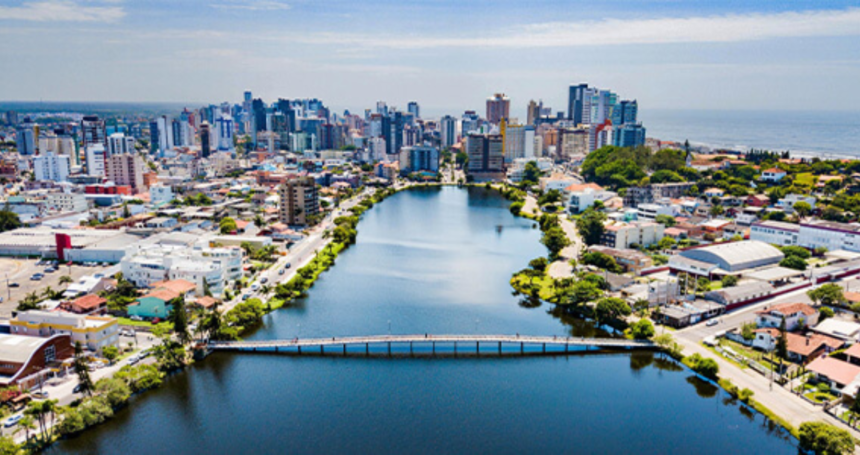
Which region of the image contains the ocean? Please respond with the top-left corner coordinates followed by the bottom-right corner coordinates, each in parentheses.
top-left (641, 109), bottom-right (860, 159)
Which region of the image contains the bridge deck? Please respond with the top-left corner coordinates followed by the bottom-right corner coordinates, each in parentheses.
top-left (209, 334), bottom-right (654, 353)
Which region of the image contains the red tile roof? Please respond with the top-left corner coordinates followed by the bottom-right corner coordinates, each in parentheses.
top-left (786, 333), bottom-right (843, 357)
top-left (193, 296), bottom-right (218, 309)
top-left (142, 289), bottom-right (180, 302)
top-left (70, 294), bottom-right (106, 310)
top-left (807, 357), bottom-right (860, 385)
top-left (756, 302), bottom-right (816, 318)
top-left (763, 168), bottom-right (784, 174)
top-left (151, 279), bottom-right (196, 295)
top-left (564, 183), bottom-right (603, 193)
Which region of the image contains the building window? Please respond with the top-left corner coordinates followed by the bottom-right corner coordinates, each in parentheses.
top-left (44, 345), bottom-right (56, 363)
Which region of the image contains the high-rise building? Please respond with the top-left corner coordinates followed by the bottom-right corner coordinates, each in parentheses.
top-left (466, 133), bottom-right (504, 174)
top-left (486, 93), bottom-right (510, 125)
top-left (440, 115), bottom-right (458, 149)
top-left (4, 111), bottom-right (18, 126)
top-left (155, 116), bottom-right (173, 155)
top-left (383, 111), bottom-right (404, 156)
top-left (612, 123), bottom-right (647, 148)
top-left (33, 152), bottom-right (70, 182)
top-left (567, 84), bottom-right (589, 124)
top-left (611, 100), bottom-right (638, 126)
top-left (199, 122), bottom-right (212, 158)
top-left (399, 146), bottom-right (440, 174)
top-left (15, 124), bottom-right (35, 155)
top-left (149, 120), bottom-right (160, 154)
top-left (526, 100), bottom-right (541, 126)
top-left (462, 111), bottom-right (480, 135)
top-left (501, 123), bottom-right (536, 163)
top-left (106, 153), bottom-right (145, 193)
top-left (278, 177), bottom-right (319, 226)
top-left (107, 133), bottom-right (136, 156)
top-left (216, 115), bottom-right (234, 152)
top-left (80, 115), bottom-right (106, 151)
top-left (407, 101), bottom-right (420, 119)
top-left (85, 144), bottom-right (107, 177)
top-left (376, 101), bottom-right (388, 116)
top-left (558, 126), bottom-right (590, 159)
top-left (590, 90), bottom-right (618, 125)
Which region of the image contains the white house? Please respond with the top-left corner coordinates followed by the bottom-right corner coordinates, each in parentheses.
top-left (761, 168), bottom-right (787, 182)
top-left (755, 302), bottom-right (818, 331)
top-left (777, 194), bottom-right (816, 213)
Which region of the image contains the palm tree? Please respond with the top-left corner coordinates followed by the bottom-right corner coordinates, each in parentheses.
top-left (59, 275), bottom-right (73, 286)
top-left (41, 286), bottom-right (59, 300)
top-left (17, 415), bottom-right (34, 444)
top-left (260, 284), bottom-right (272, 295)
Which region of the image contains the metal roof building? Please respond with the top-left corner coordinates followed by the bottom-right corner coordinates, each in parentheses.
top-left (678, 240), bottom-right (784, 273)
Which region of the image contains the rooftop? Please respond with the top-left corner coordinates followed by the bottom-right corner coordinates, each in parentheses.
top-left (807, 357), bottom-right (860, 385)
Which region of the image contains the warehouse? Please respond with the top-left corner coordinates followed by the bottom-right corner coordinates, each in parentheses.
top-left (669, 240), bottom-right (784, 277)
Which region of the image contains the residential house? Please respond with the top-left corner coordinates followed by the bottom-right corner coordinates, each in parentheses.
top-left (812, 319), bottom-right (860, 343)
top-left (587, 246), bottom-right (653, 274)
top-left (127, 288), bottom-right (177, 320)
top-left (59, 294), bottom-right (107, 315)
top-left (755, 302), bottom-right (818, 331)
top-left (807, 357), bottom-right (860, 395)
top-left (761, 168), bottom-right (787, 182)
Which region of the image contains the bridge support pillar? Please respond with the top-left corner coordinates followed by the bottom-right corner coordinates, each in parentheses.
top-left (410, 341), bottom-right (413, 356)
top-left (565, 343), bottom-right (568, 353)
top-left (320, 345), bottom-right (324, 355)
top-left (298, 346), bottom-right (302, 355)
top-left (498, 341), bottom-right (501, 355)
top-left (432, 341), bottom-right (435, 355)
top-left (388, 342), bottom-right (391, 357)
top-left (520, 342), bottom-right (523, 354)
top-left (343, 344), bottom-right (346, 356)
top-left (366, 343), bottom-right (369, 356)
top-left (454, 342), bottom-right (457, 356)
top-left (476, 341), bottom-right (479, 356)
top-left (542, 343), bottom-right (546, 354)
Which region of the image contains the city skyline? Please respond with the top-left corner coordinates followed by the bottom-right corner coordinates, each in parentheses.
top-left (0, 1), bottom-right (858, 117)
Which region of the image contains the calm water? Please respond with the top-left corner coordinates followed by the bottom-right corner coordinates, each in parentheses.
top-left (55, 187), bottom-right (796, 454)
top-left (642, 109), bottom-right (860, 158)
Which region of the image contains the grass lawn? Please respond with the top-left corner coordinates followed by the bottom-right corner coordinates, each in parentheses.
top-left (117, 317), bottom-right (173, 331)
top-left (795, 173), bottom-right (815, 186)
top-left (510, 273), bottom-right (555, 301)
top-left (804, 391), bottom-right (837, 404)
top-left (720, 338), bottom-right (768, 363)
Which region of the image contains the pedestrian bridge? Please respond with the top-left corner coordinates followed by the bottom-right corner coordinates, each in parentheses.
top-left (208, 334), bottom-right (655, 357)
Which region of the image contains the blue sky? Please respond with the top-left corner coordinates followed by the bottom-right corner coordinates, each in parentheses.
top-left (0, 0), bottom-right (859, 118)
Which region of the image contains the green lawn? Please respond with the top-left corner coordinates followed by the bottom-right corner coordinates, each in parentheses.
top-left (795, 173), bottom-right (815, 186)
top-left (805, 391), bottom-right (837, 404)
top-left (117, 317), bottom-right (173, 331)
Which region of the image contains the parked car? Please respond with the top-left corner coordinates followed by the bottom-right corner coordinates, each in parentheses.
top-left (251, 283), bottom-right (260, 291)
top-left (73, 384), bottom-right (83, 394)
top-left (261, 277), bottom-right (268, 284)
top-left (130, 315), bottom-right (143, 321)
top-left (279, 269), bottom-right (286, 275)
top-left (706, 319), bottom-right (719, 327)
top-left (4, 415), bottom-right (22, 427)
top-left (30, 274), bottom-right (43, 281)
top-left (285, 262), bottom-right (291, 269)
top-left (8, 282), bottom-right (19, 288)
top-left (31, 390), bottom-right (48, 399)
top-left (44, 267), bottom-right (57, 273)
top-left (242, 294), bottom-right (250, 301)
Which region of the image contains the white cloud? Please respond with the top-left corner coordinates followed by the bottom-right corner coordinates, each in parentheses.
top-left (0, 0), bottom-right (125, 22)
top-left (297, 8), bottom-right (860, 49)
top-left (211, 1), bottom-right (290, 11)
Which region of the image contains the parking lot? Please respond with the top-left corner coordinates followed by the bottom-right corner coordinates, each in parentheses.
top-left (0, 258), bottom-right (112, 317)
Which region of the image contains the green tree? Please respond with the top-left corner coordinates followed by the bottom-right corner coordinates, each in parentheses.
top-left (798, 421), bottom-right (854, 455)
top-left (73, 342), bottom-right (94, 397)
top-left (630, 319), bottom-right (655, 339)
top-left (577, 209), bottom-right (606, 246)
top-left (709, 204), bottom-right (725, 218)
top-left (522, 161), bottom-right (542, 186)
top-left (793, 201), bottom-right (813, 219)
top-left (102, 345), bottom-right (119, 365)
top-left (594, 297), bottom-right (631, 325)
top-left (24, 399), bottom-right (58, 443)
top-left (781, 245), bottom-right (811, 260)
top-left (529, 257), bottom-right (548, 275)
top-left (581, 251), bottom-right (623, 273)
top-left (721, 275), bottom-right (739, 288)
top-left (779, 255), bottom-right (807, 271)
top-left (0, 203), bottom-right (21, 233)
top-left (658, 236), bottom-right (676, 250)
top-left (59, 275), bottom-right (73, 286)
top-left (685, 353), bottom-right (719, 380)
top-left (540, 226), bottom-right (570, 260)
top-left (654, 214), bottom-right (676, 227)
top-left (819, 306), bottom-right (835, 322)
top-left (808, 284), bottom-right (845, 306)
top-left (741, 322), bottom-right (756, 342)
top-left (169, 296), bottom-right (190, 345)
top-left (219, 217), bottom-right (238, 234)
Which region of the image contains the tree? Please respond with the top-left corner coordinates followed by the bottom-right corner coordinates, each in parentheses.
top-left (24, 399), bottom-right (58, 443)
top-left (59, 275), bottom-right (73, 286)
top-left (798, 421), bottom-right (854, 455)
top-left (581, 251), bottom-right (623, 273)
top-left (522, 161), bottom-right (542, 186)
top-left (0, 203), bottom-right (21, 233)
top-left (538, 189), bottom-right (562, 206)
top-left (219, 217), bottom-right (237, 234)
top-left (819, 306), bottom-right (835, 322)
top-left (741, 322), bottom-right (756, 342)
top-left (779, 255), bottom-right (807, 271)
top-left (685, 353), bottom-right (719, 380)
top-left (658, 236), bottom-right (676, 250)
top-left (655, 214), bottom-right (676, 227)
top-left (721, 275), bottom-right (739, 288)
top-left (540, 226), bottom-right (570, 260)
top-left (793, 201), bottom-right (813, 219)
top-left (850, 393), bottom-right (860, 425)
top-left (577, 209), bottom-right (606, 246)
top-left (0, 436), bottom-right (17, 454)
top-left (529, 257), bottom-right (548, 275)
top-left (169, 296), bottom-right (190, 345)
top-left (781, 245), bottom-right (811, 260)
top-left (709, 204), bottom-right (725, 218)
top-left (73, 342), bottom-right (94, 397)
top-left (102, 346), bottom-right (119, 364)
top-left (594, 297), bottom-right (631, 324)
top-left (808, 284), bottom-right (845, 307)
top-left (630, 319), bottom-right (655, 339)
top-left (776, 317), bottom-right (788, 359)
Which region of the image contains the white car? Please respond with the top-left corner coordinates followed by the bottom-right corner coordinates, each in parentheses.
top-left (706, 319), bottom-right (719, 327)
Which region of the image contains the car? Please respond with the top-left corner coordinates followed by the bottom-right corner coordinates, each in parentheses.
top-left (4, 415), bottom-right (22, 427)
top-left (251, 283), bottom-right (260, 291)
top-left (706, 319), bottom-right (719, 327)
top-left (8, 282), bottom-right (19, 288)
top-left (285, 262), bottom-right (291, 269)
top-left (73, 384), bottom-right (83, 394)
top-left (261, 277), bottom-right (268, 284)
top-left (279, 269), bottom-right (285, 275)
top-left (128, 355), bottom-right (140, 365)
top-left (44, 267), bottom-right (56, 273)
top-left (30, 274), bottom-right (43, 281)
top-left (130, 315), bottom-right (143, 321)
top-left (31, 390), bottom-right (48, 399)
top-left (242, 294), bottom-right (250, 301)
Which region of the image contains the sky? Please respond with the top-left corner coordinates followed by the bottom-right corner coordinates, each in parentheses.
top-left (0, 0), bottom-right (859, 118)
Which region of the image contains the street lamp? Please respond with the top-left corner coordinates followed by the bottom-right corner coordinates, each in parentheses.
top-left (387, 320), bottom-right (391, 335)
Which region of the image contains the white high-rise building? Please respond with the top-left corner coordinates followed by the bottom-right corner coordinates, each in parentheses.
top-left (368, 137), bottom-right (387, 162)
top-left (85, 144), bottom-right (106, 177)
top-left (107, 133), bottom-right (136, 156)
top-left (33, 151), bottom-right (70, 182)
top-left (157, 116), bottom-right (173, 154)
top-left (216, 115), bottom-right (234, 152)
top-left (502, 123), bottom-right (536, 163)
